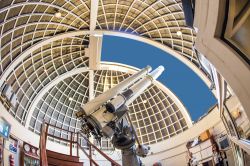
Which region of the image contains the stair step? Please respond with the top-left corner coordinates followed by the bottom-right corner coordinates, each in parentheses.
top-left (48, 164), bottom-right (57, 166)
top-left (46, 150), bottom-right (80, 162)
top-left (47, 157), bottom-right (83, 166)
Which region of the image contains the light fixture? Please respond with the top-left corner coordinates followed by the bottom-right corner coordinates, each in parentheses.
top-left (143, 100), bottom-right (147, 104)
top-left (231, 109), bottom-right (241, 119)
top-left (69, 97), bottom-right (73, 101)
top-left (55, 12), bottom-right (62, 18)
top-left (176, 30), bottom-right (182, 36)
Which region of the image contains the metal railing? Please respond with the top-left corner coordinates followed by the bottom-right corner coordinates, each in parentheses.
top-left (39, 122), bottom-right (121, 166)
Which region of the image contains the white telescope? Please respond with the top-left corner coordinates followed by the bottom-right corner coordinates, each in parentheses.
top-left (77, 66), bottom-right (165, 138)
top-left (106, 65), bottom-right (165, 113)
top-left (76, 65), bottom-right (152, 117)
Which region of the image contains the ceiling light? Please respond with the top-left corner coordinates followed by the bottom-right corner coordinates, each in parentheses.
top-left (231, 109), bottom-right (241, 119)
top-left (55, 12), bottom-right (62, 18)
top-left (176, 30), bottom-right (182, 36)
top-left (69, 97), bottom-right (73, 101)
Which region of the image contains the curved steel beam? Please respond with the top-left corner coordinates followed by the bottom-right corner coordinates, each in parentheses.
top-left (24, 67), bottom-right (89, 128)
top-left (0, 2), bottom-right (89, 26)
top-left (90, 0), bottom-right (99, 32)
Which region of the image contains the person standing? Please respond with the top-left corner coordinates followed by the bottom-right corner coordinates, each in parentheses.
top-left (212, 144), bottom-right (223, 166)
top-left (188, 152), bottom-right (198, 166)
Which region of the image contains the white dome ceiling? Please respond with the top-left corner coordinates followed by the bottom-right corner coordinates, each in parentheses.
top-left (0, 0), bottom-right (205, 146)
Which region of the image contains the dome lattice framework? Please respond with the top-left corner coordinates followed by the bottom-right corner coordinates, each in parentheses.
top-left (0, 0), bottom-right (199, 146)
top-left (29, 69), bottom-right (189, 145)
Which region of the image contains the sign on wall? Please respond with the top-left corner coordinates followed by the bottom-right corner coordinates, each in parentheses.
top-left (5, 138), bottom-right (18, 154)
top-left (0, 117), bottom-right (11, 139)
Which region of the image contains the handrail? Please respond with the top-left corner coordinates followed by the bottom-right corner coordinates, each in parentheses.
top-left (77, 143), bottom-right (99, 166)
top-left (40, 122), bottom-right (121, 166)
top-left (47, 133), bottom-right (77, 143)
top-left (78, 132), bottom-right (121, 166)
top-left (40, 122), bottom-right (48, 166)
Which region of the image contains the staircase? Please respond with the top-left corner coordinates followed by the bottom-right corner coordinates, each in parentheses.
top-left (39, 122), bottom-right (121, 166)
top-left (46, 150), bottom-right (83, 166)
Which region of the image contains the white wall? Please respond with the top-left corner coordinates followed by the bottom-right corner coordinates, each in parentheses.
top-left (142, 96), bottom-right (241, 166)
top-left (194, 0), bottom-right (250, 120)
top-left (142, 107), bottom-right (225, 166)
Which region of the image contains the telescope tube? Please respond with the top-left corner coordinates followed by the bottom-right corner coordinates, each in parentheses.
top-left (126, 65), bottom-right (164, 105)
top-left (106, 66), bottom-right (165, 113)
top-left (76, 66), bottom-right (152, 117)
